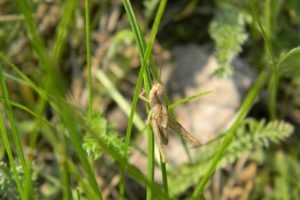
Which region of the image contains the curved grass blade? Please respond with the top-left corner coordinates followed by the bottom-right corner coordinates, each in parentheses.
top-left (85, 0), bottom-right (93, 119)
top-left (168, 90), bottom-right (214, 110)
top-left (191, 70), bottom-right (270, 199)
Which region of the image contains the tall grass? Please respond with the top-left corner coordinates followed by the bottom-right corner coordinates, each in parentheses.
top-left (15, 0), bottom-right (103, 198)
top-left (119, 0), bottom-right (168, 199)
top-left (0, 67), bottom-right (29, 200)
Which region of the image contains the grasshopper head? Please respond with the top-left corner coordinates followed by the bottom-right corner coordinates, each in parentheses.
top-left (154, 82), bottom-right (165, 96)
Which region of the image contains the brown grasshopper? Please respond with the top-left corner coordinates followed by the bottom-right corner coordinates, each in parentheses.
top-left (139, 68), bottom-right (201, 163)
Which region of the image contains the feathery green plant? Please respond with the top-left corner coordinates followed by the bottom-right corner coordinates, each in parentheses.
top-left (209, 4), bottom-right (251, 77)
top-left (83, 112), bottom-right (125, 161)
top-left (0, 162), bottom-right (23, 200)
top-left (169, 118), bottom-right (294, 197)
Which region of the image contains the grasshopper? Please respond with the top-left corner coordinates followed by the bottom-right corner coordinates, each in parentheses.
top-left (139, 67), bottom-right (201, 163)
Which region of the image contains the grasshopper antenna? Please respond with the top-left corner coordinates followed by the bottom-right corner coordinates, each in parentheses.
top-left (158, 64), bottom-right (162, 83)
top-left (148, 64), bottom-right (156, 83)
top-left (148, 62), bottom-right (163, 84)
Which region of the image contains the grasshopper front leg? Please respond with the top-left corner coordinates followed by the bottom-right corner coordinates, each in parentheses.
top-left (139, 89), bottom-right (150, 103)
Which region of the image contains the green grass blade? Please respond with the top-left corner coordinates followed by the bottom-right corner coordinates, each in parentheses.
top-left (0, 99), bottom-right (50, 127)
top-left (0, 111), bottom-right (24, 200)
top-left (16, 0), bottom-right (65, 96)
top-left (95, 70), bottom-right (144, 131)
top-left (146, 126), bottom-right (155, 200)
top-left (83, 0), bottom-right (98, 187)
top-left (160, 161), bottom-right (170, 199)
top-left (52, 0), bottom-right (78, 61)
top-left (16, 0), bottom-right (103, 196)
top-left (85, 0), bottom-right (93, 119)
top-left (267, 71), bottom-right (279, 119)
top-left (250, 0), bottom-right (278, 119)
top-left (121, 0), bottom-right (146, 56)
top-left (191, 70), bottom-right (270, 199)
top-left (67, 160), bottom-right (100, 200)
top-left (0, 53), bottom-right (48, 99)
top-left (0, 64), bottom-right (33, 200)
top-left (249, 0), bottom-right (276, 67)
top-left (168, 90), bottom-right (214, 110)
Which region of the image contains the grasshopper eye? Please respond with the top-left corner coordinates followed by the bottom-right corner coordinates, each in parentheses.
top-left (158, 84), bottom-right (164, 95)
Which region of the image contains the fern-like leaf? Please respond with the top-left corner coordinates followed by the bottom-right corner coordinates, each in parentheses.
top-left (168, 118), bottom-right (294, 197)
top-left (209, 5), bottom-right (250, 77)
top-left (0, 162), bottom-right (21, 200)
top-left (83, 112), bottom-right (125, 161)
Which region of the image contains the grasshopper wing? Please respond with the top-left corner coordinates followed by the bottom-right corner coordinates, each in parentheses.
top-left (167, 117), bottom-right (202, 148)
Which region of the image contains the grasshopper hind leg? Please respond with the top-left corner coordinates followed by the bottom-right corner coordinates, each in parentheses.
top-left (158, 126), bottom-right (169, 145)
top-left (151, 118), bottom-right (167, 163)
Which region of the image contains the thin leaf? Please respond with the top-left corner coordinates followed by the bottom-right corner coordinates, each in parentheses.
top-left (168, 90), bottom-right (214, 110)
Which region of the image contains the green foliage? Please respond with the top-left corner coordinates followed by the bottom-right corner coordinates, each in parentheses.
top-left (273, 151), bottom-right (300, 200)
top-left (251, 151), bottom-right (300, 200)
top-left (169, 118), bottom-right (294, 197)
top-left (223, 119), bottom-right (293, 164)
top-left (104, 29), bottom-right (135, 66)
top-left (143, 0), bottom-right (159, 24)
top-left (0, 161), bottom-right (37, 200)
top-left (0, 162), bottom-right (21, 200)
top-left (209, 5), bottom-right (251, 77)
top-left (83, 112), bottom-right (125, 161)
top-left (273, 151), bottom-right (291, 200)
top-left (277, 47), bottom-right (300, 85)
top-left (51, 0), bottom-right (78, 61)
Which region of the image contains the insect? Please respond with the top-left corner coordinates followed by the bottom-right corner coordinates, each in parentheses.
top-left (139, 67), bottom-right (201, 163)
